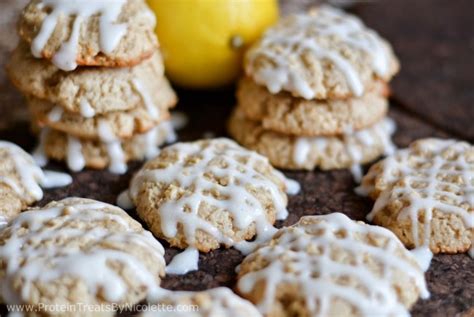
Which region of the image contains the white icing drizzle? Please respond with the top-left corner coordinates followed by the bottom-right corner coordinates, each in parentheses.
top-left (66, 134), bottom-right (86, 172)
top-left (119, 139), bottom-right (296, 267)
top-left (33, 120), bottom-right (175, 174)
top-left (143, 287), bottom-right (262, 317)
top-left (410, 247), bottom-right (433, 272)
top-left (359, 139), bottom-right (474, 257)
top-left (0, 141), bottom-right (71, 204)
top-left (0, 199), bottom-right (165, 305)
top-left (294, 118), bottom-right (396, 181)
top-left (171, 112), bottom-right (189, 131)
top-left (133, 79), bottom-right (160, 119)
top-left (79, 99), bottom-right (96, 118)
top-left (33, 127), bottom-right (49, 167)
top-left (60, 120), bottom-right (175, 174)
top-left (139, 121), bottom-right (177, 161)
top-left (117, 190), bottom-right (134, 210)
top-left (237, 213), bottom-right (429, 316)
top-left (283, 177), bottom-right (301, 195)
top-left (31, 0), bottom-right (128, 71)
top-left (0, 215), bottom-right (7, 230)
top-left (46, 105), bottom-right (63, 122)
top-left (247, 5), bottom-right (391, 99)
top-left (165, 247), bottom-right (199, 275)
top-left (98, 120), bottom-right (127, 174)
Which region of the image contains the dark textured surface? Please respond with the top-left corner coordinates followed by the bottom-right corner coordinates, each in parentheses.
top-left (355, 0), bottom-right (474, 142)
top-left (0, 0), bottom-right (473, 316)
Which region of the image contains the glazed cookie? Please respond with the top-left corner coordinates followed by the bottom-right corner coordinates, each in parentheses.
top-left (245, 5), bottom-right (399, 100)
top-left (237, 77), bottom-right (389, 136)
top-left (236, 213), bottom-right (429, 317)
top-left (119, 138), bottom-right (298, 258)
top-left (34, 121), bottom-right (176, 174)
top-left (8, 43), bottom-right (172, 115)
top-left (228, 109), bottom-right (396, 180)
top-left (0, 198), bottom-right (166, 316)
top-left (18, 0), bottom-right (158, 70)
top-left (357, 138), bottom-right (474, 255)
top-left (143, 288), bottom-right (262, 317)
top-left (0, 141), bottom-right (71, 223)
top-left (26, 86), bottom-right (174, 140)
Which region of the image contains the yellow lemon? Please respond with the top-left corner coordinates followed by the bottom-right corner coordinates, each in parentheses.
top-left (148, 0), bottom-right (279, 89)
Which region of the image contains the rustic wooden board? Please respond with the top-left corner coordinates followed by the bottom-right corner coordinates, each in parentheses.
top-left (0, 1), bottom-right (472, 316)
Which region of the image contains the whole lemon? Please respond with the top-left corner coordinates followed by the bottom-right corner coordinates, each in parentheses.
top-left (148, 0), bottom-right (279, 89)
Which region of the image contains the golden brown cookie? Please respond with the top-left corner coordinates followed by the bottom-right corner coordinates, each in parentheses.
top-left (228, 109), bottom-right (396, 178)
top-left (120, 138), bottom-right (294, 253)
top-left (18, 0), bottom-right (158, 70)
top-left (357, 138), bottom-right (474, 255)
top-left (8, 43), bottom-right (173, 115)
top-left (0, 198), bottom-right (166, 316)
top-left (0, 141), bottom-right (71, 223)
top-left (237, 77), bottom-right (389, 136)
top-left (26, 81), bottom-right (174, 140)
top-left (236, 213), bottom-right (429, 317)
top-left (245, 5), bottom-right (399, 100)
top-left (34, 121), bottom-right (176, 174)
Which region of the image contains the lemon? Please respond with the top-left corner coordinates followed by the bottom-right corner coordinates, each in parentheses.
top-left (148, 0), bottom-right (279, 89)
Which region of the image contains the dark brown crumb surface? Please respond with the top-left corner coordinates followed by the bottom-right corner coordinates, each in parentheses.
top-left (0, 0), bottom-right (473, 316)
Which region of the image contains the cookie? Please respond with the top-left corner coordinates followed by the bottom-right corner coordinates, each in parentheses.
top-left (236, 213), bottom-right (429, 317)
top-left (119, 138), bottom-right (296, 255)
top-left (34, 121), bottom-right (176, 174)
top-left (18, 0), bottom-right (158, 70)
top-left (0, 198), bottom-right (166, 316)
top-left (357, 138), bottom-right (474, 255)
top-left (8, 43), bottom-right (173, 116)
top-left (237, 77), bottom-right (389, 136)
top-left (228, 109), bottom-right (396, 179)
top-left (143, 288), bottom-right (262, 317)
top-left (245, 5), bottom-right (399, 100)
top-left (0, 141), bottom-right (71, 222)
top-left (26, 84), bottom-right (174, 140)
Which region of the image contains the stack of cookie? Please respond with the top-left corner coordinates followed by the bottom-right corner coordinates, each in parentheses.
top-left (8, 0), bottom-right (177, 174)
top-left (229, 6), bottom-right (399, 180)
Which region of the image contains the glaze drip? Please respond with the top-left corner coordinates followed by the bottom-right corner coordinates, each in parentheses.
top-left (358, 139), bottom-right (473, 257)
top-left (294, 118), bottom-right (396, 181)
top-left (237, 213), bottom-right (429, 316)
top-left (0, 141), bottom-right (72, 205)
top-left (247, 5), bottom-right (392, 99)
top-left (0, 199), bottom-right (165, 304)
top-left (32, 0), bottom-right (128, 71)
top-left (119, 139), bottom-right (299, 266)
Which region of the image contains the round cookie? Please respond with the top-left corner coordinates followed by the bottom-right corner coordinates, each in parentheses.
top-left (236, 213), bottom-right (429, 317)
top-left (0, 198), bottom-right (166, 316)
top-left (228, 109), bottom-right (396, 178)
top-left (0, 141), bottom-right (71, 222)
top-left (18, 0), bottom-right (158, 70)
top-left (8, 43), bottom-right (173, 115)
top-left (357, 138), bottom-right (474, 255)
top-left (143, 288), bottom-right (262, 317)
top-left (34, 121), bottom-right (176, 174)
top-left (237, 77), bottom-right (389, 136)
top-left (26, 79), bottom-right (175, 140)
top-left (245, 5), bottom-right (399, 100)
top-left (120, 138), bottom-right (293, 253)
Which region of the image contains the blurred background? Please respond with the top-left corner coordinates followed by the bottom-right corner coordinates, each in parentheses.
top-left (0, 0), bottom-right (473, 138)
